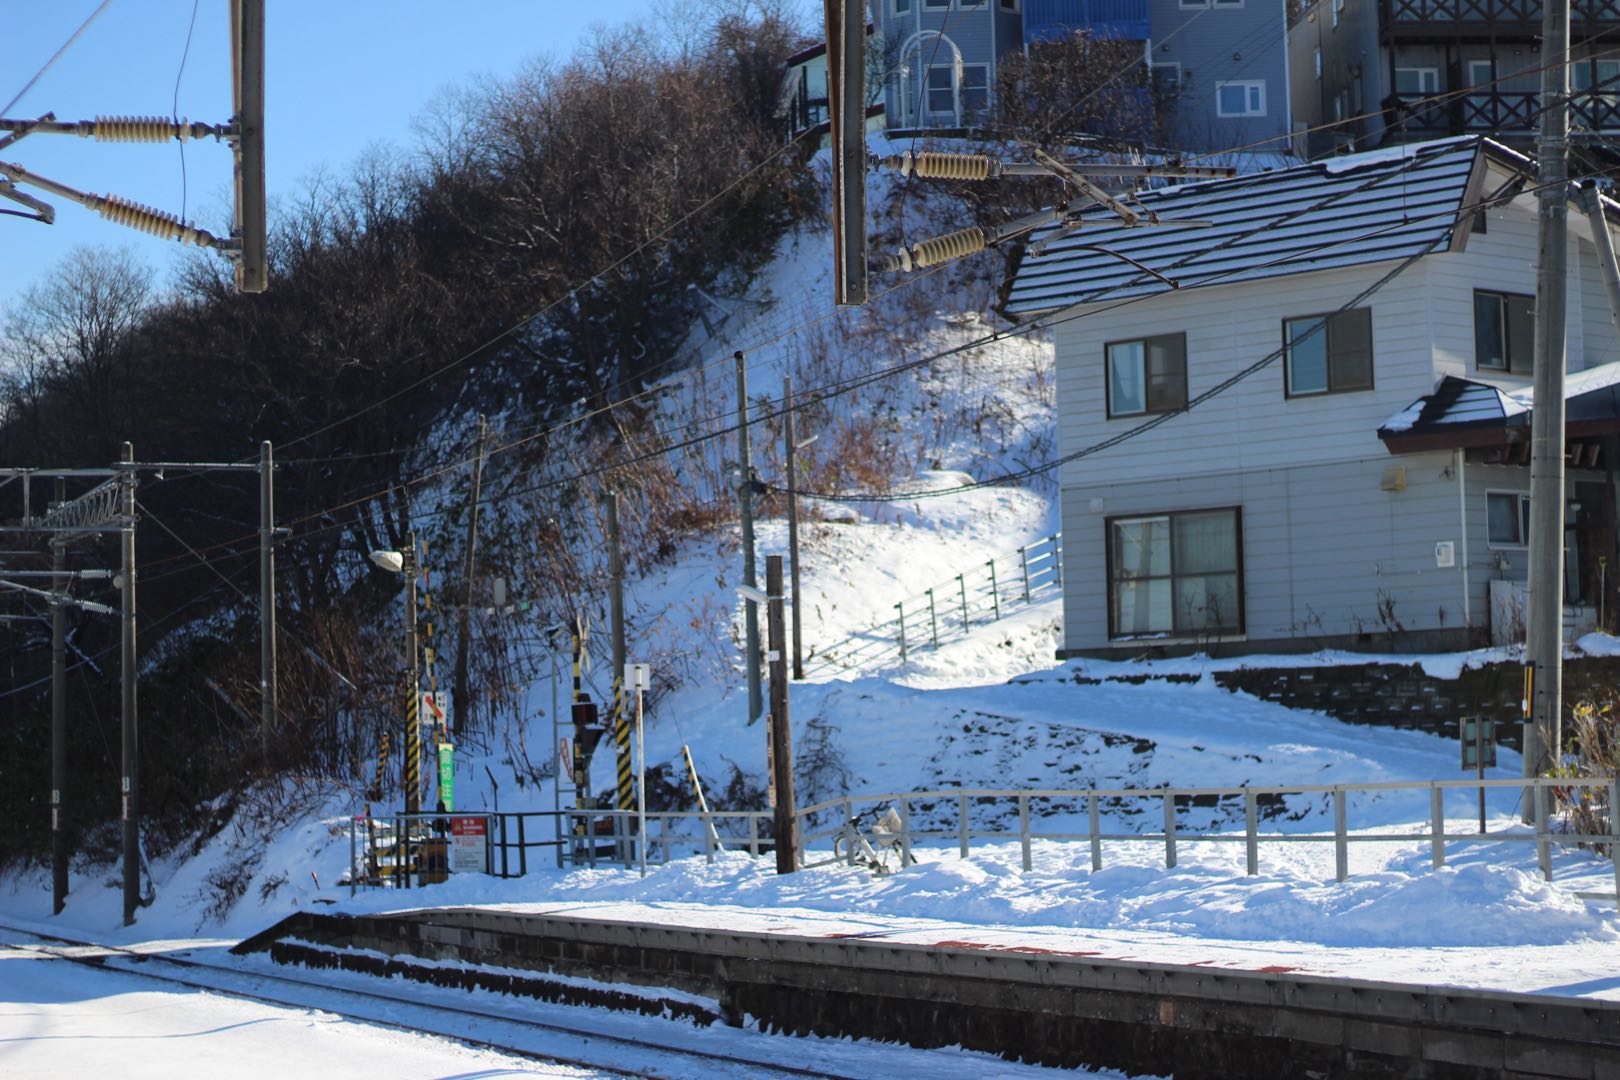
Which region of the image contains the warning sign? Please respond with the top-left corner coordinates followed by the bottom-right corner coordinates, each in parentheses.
top-left (450, 816), bottom-right (487, 874)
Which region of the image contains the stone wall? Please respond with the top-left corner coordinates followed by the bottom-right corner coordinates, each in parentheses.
top-left (1212, 656), bottom-right (1620, 751)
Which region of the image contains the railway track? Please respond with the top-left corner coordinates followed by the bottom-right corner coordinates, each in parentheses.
top-left (0, 921), bottom-right (861, 1080)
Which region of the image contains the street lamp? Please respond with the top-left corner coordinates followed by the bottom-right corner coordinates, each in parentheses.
top-left (370, 538), bottom-right (421, 815)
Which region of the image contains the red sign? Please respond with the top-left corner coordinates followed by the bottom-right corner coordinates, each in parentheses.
top-left (451, 815), bottom-right (486, 838)
top-left (449, 815), bottom-right (487, 873)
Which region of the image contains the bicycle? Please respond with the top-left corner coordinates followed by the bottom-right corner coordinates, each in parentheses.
top-left (833, 802), bottom-right (916, 875)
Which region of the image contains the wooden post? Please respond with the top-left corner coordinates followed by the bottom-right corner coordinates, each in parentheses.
top-left (766, 556), bottom-right (796, 873)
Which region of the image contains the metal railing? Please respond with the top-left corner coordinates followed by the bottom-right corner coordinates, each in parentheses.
top-left (803, 532), bottom-right (1061, 677)
top-left (350, 776), bottom-right (1618, 897)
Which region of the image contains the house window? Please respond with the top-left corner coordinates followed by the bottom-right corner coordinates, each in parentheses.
top-left (1395, 67), bottom-right (1439, 95)
top-left (1574, 58), bottom-right (1620, 99)
top-left (960, 64), bottom-right (990, 118)
top-left (925, 65), bottom-right (955, 116)
top-left (894, 0), bottom-right (912, 12)
top-left (1216, 80), bottom-right (1265, 117)
top-left (1284, 308), bottom-right (1372, 396)
top-left (1213, 0), bottom-right (1243, 6)
top-left (1475, 289), bottom-right (1535, 374)
top-left (959, 0), bottom-right (988, 8)
top-left (1151, 62), bottom-right (1182, 96)
top-left (1000, 0), bottom-right (1020, 9)
top-left (1106, 333), bottom-right (1188, 418)
top-left (1487, 492), bottom-right (1531, 546)
top-left (924, 0), bottom-right (950, 8)
top-left (1180, 0), bottom-right (1208, 8)
top-left (1109, 509), bottom-right (1244, 638)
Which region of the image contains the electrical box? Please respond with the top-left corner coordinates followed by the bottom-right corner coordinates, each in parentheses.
top-left (1435, 541), bottom-right (1455, 568)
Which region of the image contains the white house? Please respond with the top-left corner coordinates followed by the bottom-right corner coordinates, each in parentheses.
top-left (1005, 136), bottom-right (1620, 658)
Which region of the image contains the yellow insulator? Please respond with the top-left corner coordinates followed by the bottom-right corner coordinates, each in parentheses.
top-left (96, 195), bottom-right (201, 245)
top-left (911, 152), bottom-right (992, 181)
top-left (94, 115), bottom-right (183, 143)
top-left (909, 226), bottom-right (987, 269)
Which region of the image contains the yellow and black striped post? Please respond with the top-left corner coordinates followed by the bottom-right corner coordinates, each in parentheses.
top-left (612, 675), bottom-right (633, 812)
top-left (373, 729), bottom-right (390, 801)
top-left (404, 675), bottom-right (420, 813)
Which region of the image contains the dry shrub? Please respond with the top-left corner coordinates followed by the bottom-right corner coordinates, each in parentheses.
top-left (1553, 696), bottom-right (1619, 854)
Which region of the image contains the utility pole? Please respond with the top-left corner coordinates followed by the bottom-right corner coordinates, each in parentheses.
top-left (604, 492), bottom-right (634, 833)
top-left (453, 414), bottom-right (486, 737)
top-left (1527, 0), bottom-right (1570, 783)
top-left (766, 555), bottom-right (796, 874)
top-left (784, 376), bottom-right (806, 680)
top-left (736, 351), bottom-right (762, 721)
top-left (50, 477), bottom-right (66, 915)
top-left (258, 440), bottom-right (277, 758)
top-left (570, 613), bottom-right (602, 860)
top-left (119, 442), bottom-right (139, 925)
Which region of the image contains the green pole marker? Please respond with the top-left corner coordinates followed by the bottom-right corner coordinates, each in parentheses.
top-left (437, 742), bottom-right (454, 811)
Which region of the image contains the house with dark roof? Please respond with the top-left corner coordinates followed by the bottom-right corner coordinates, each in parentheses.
top-left (1005, 135), bottom-right (1620, 656)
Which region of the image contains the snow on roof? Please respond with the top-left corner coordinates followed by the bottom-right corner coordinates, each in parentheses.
top-left (1378, 376), bottom-right (1528, 435)
top-left (1006, 136), bottom-right (1512, 317)
top-left (1511, 358), bottom-right (1620, 405)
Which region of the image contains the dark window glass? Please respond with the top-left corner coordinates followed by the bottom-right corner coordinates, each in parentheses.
top-left (1284, 307), bottom-right (1372, 396)
top-left (1109, 509), bottom-right (1243, 638)
top-left (1475, 290), bottom-right (1534, 374)
top-left (1106, 333), bottom-right (1187, 417)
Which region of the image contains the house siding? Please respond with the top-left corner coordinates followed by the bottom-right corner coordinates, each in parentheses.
top-left (1153, 0), bottom-right (1290, 153)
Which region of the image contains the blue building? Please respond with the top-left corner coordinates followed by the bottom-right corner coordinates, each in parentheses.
top-left (866, 0), bottom-right (1292, 155)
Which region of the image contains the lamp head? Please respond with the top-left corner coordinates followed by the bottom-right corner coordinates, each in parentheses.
top-left (369, 549), bottom-right (405, 574)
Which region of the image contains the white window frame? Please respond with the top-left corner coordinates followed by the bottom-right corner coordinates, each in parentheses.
top-left (894, 0), bottom-right (912, 13)
top-left (1394, 67), bottom-right (1439, 95)
top-left (1486, 491), bottom-right (1531, 548)
top-left (1215, 80), bottom-right (1266, 117)
top-left (1106, 332), bottom-right (1188, 419)
top-left (925, 64), bottom-right (957, 119)
top-left (1151, 61), bottom-right (1183, 94)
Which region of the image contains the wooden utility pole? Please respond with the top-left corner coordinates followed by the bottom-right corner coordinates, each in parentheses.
top-left (119, 442), bottom-right (139, 925)
top-left (453, 414), bottom-right (486, 736)
top-left (259, 440), bottom-right (277, 756)
top-left (50, 477), bottom-right (66, 915)
top-left (766, 555), bottom-right (796, 874)
top-left (784, 376), bottom-right (805, 680)
top-left (736, 351), bottom-right (763, 721)
top-left (605, 491), bottom-right (635, 825)
top-left (1527, 0), bottom-right (1570, 783)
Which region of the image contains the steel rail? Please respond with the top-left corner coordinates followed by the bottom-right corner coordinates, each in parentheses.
top-left (0, 922), bottom-right (860, 1080)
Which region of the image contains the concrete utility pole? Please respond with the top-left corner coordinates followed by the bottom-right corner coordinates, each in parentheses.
top-left (784, 376), bottom-right (805, 681)
top-left (1526, 0), bottom-right (1571, 782)
top-left (50, 477), bottom-right (66, 915)
top-left (259, 441), bottom-right (277, 756)
top-left (766, 555), bottom-right (796, 874)
top-left (119, 442), bottom-right (139, 925)
top-left (453, 414), bottom-right (486, 737)
top-left (736, 351), bottom-right (763, 722)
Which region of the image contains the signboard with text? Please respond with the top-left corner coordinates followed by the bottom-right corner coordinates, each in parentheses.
top-left (450, 816), bottom-right (487, 874)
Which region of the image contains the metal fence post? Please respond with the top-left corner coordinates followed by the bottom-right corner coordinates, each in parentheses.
top-left (957, 574), bottom-right (969, 631)
top-left (988, 560), bottom-right (1001, 621)
top-left (1244, 789), bottom-right (1258, 876)
top-left (660, 814), bottom-right (671, 865)
top-left (1536, 781), bottom-right (1552, 881)
top-left (958, 793), bottom-right (970, 858)
top-left (928, 589), bottom-right (939, 646)
top-left (749, 813), bottom-right (759, 858)
top-left (1088, 791), bottom-right (1102, 872)
top-left (1163, 791), bottom-right (1177, 869)
top-left (895, 602), bottom-right (907, 662)
top-left (1609, 779), bottom-right (1620, 903)
top-left (518, 814), bottom-right (528, 877)
top-left (1020, 546), bottom-right (1031, 602)
top-left (1333, 788), bottom-right (1348, 882)
top-left (704, 815), bottom-right (715, 864)
top-left (898, 798), bottom-right (912, 867)
top-left (1018, 794), bottom-right (1031, 871)
top-left (1430, 785), bottom-right (1445, 869)
top-left (1052, 535), bottom-right (1063, 588)
top-left (349, 817), bottom-right (357, 897)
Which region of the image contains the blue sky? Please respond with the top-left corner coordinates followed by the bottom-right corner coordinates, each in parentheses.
top-left (1, 1), bottom-right (816, 310)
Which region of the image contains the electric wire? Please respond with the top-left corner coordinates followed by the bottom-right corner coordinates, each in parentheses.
top-left (0, 0), bottom-right (116, 117)
top-left (171, 0), bottom-right (202, 226)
